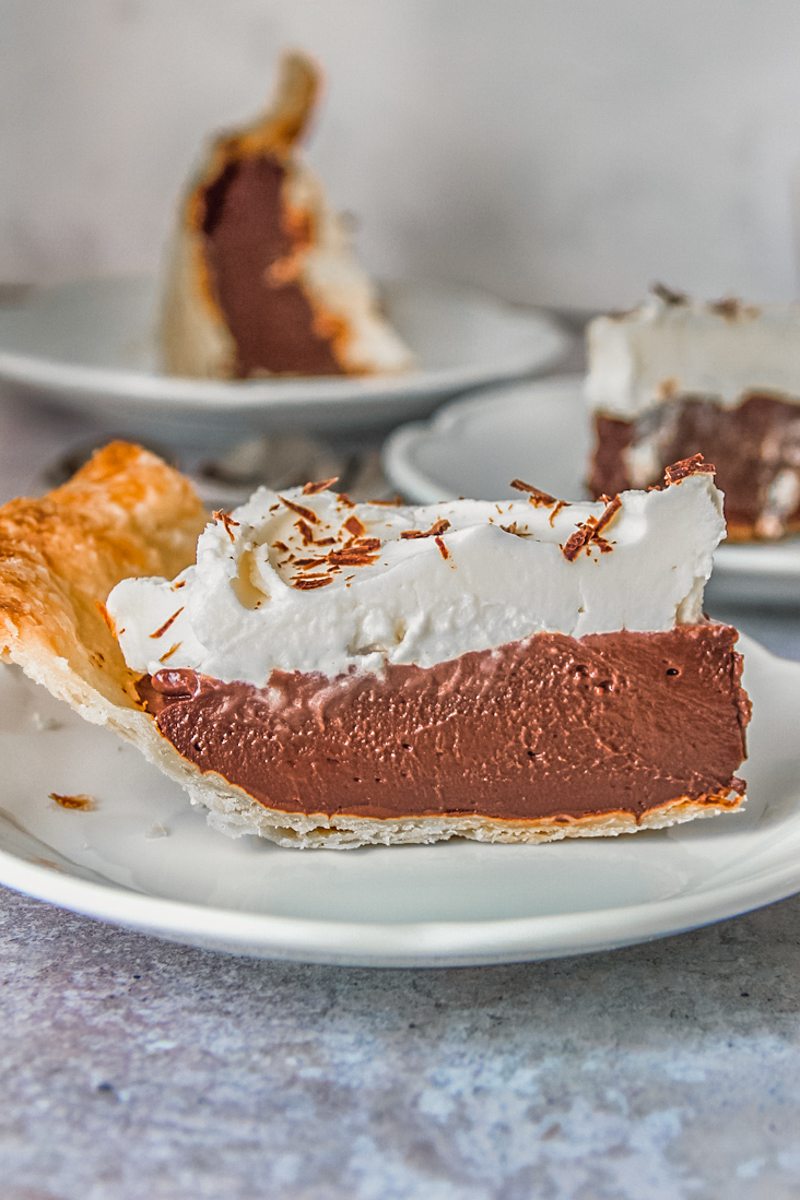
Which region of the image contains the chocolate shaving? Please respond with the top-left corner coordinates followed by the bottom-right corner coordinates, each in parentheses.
top-left (293, 576), bottom-right (334, 590)
top-left (279, 495), bottom-right (319, 524)
top-left (149, 607), bottom-right (184, 639)
top-left (593, 494), bottom-right (622, 537)
top-left (352, 537), bottom-right (381, 553)
top-left (50, 792), bottom-right (95, 811)
top-left (212, 509), bottom-right (240, 542)
top-left (548, 500), bottom-right (568, 527)
top-left (663, 454), bottom-right (716, 486)
top-left (510, 479), bottom-right (557, 506)
top-left (293, 521), bottom-right (337, 547)
top-left (651, 282), bottom-right (688, 306)
top-left (343, 515), bottom-right (366, 539)
top-left (400, 518), bottom-right (451, 540)
top-left (296, 519), bottom-right (316, 544)
top-left (326, 547), bottom-right (380, 567)
top-left (302, 476), bottom-right (339, 495)
top-left (159, 642), bottom-right (182, 663)
top-left (499, 522), bottom-right (530, 538)
top-left (318, 539), bottom-right (381, 568)
top-left (562, 527), bottom-right (594, 562)
top-left (562, 495), bottom-right (622, 562)
top-left (434, 536), bottom-right (450, 560)
top-left (172, 580), bottom-right (186, 590)
top-left (272, 540), bottom-right (289, 552)
top-left (290, 535), bottom-right (382, 583)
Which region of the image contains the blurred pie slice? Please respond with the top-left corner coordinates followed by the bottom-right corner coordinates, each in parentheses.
top-left (586, 286), bottom-right (800, 540)
top-left (161, 52), bottom-right (412, 379)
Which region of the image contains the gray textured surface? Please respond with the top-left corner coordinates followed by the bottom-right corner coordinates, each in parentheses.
top-left (2, 886), bottom-right (800, 1200)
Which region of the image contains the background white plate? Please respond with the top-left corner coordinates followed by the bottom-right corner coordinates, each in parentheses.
top-left (0, 277), bottom-right (570, 447)
top-left (0, 634), bottom-right (796, 967)
top-left (384, 376), bottom-right (800, 607)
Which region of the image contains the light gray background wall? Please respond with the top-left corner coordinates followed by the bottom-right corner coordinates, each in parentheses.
top-left (3, 0), bottom-right (800, 307)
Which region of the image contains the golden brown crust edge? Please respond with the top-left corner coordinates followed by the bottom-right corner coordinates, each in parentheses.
top-left (194, 782), bottom-right (745, 849)
top-left (0, 443), bottom-right (746, 850)
top-left (0, 442), bottom-right (206, 713)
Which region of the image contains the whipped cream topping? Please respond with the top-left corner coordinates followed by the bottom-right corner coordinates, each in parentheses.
top-left (586, 289), bottom-right (800, 419)
top-left (107, 473), bottom-right (725, 686)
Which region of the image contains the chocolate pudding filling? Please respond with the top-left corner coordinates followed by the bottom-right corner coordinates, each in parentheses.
top-left (201, 155), bottom-right (345, 377)
top-left (138, 625), bottom-right (750, 823)
top-left (589, 395), bottom-right (800, 537)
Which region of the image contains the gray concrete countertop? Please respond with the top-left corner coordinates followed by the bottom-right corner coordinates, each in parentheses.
top-left (2, 886), bottom-right (800, 1200)
top-left (1, 379), bottom-right (800, 1198)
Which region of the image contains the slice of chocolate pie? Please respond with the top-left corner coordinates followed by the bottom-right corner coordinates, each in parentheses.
top-left (0, 442), bottom-right (750, 849)
top-left (586, 285), bottom-right (800, 539)
top-left (161, 51), bottom-right (412, 379)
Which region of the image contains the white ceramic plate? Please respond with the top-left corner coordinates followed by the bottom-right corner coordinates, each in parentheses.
top-left (0, 633), bottom-right (797, 967)
top-left (0, 277), bottom-right (570, 447)
top-left (383, 376), bottom-right (800, 607)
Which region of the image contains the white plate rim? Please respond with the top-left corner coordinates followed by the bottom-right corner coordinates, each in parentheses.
top-left (1, 637), bottom-right (798, 968)
top-left (0, 276), bottom-right (571, 410)
top-left (382, 374), bottom-right (800, 582)
top-left (383, 376), bottom-right (582, 504)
